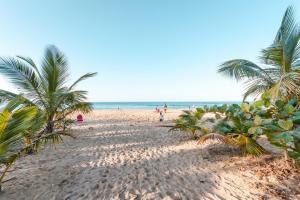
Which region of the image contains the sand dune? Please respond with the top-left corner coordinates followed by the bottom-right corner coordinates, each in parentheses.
top-left (0, 109), bottom-right (299, 200)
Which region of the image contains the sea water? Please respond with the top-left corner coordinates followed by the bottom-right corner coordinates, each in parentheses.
top-left (91, 102), bottom-right (240, 110)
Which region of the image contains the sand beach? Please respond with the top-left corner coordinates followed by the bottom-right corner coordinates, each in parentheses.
top-left (0, 109), bottom-right (299, 200)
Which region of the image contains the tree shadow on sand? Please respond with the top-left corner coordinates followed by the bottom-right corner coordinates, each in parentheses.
top-left (48, 147), bottom-right (255, 200)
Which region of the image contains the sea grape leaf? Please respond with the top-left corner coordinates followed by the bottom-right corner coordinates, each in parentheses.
top-left (294, 136), bottom-right (300, 151)
top-left (256, 110), bottom-right (268, 117)
top-left (248, 127), bottom-right (256, 135)
top-left (264, 124), bottom-right (284, 132)
top-left (270, 131), bottom-right (294, 147)
top-left (279, 111), bottom-right (289, 118)
top-left (218, 104), bottom-right (227, 113)
top-left (261, 92), bottom-right (271, 107)
top-left (243, 120), bottom-right (253, 128)
top-left (288, 98), bottom-right (298, 106)
top-left (252, 100), bottom-right (263, 108)
top-left (244, 113), bottom-right (252, 119)
top-left (278, 119), bottom-right (293, 131)
top-left (261, 92), bottom-right (270, 100)
top-left (275, 100), bottom-right (285, 109)
top-left (283, 104), bottom-right (295, 115)
top-left (291, 129), bottom-right (300, 140)
top-left (217, 126), bottom-right (232, 134)
top-left (248, 127), bottom-right (263, 136)
top-left (290, 115), bottom-right (300, 125)
top-left (261, 118), bottom-right (273, 125)
top-left (288, 151), bottom-right (300, 160)
top-left (264, 100), bottom-right (271, 107)
top-left (241, 103), bottom-right (250, 113)
top-left (256, 127), bottom-right (263, 135)
top-left (254, 115), bottom-right (262, 126)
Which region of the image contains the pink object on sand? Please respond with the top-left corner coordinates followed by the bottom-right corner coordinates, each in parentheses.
top-left (77, 114), bottom-right (83, 123)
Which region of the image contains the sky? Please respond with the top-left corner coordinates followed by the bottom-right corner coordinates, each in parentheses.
top-left (0, 0), bottom-right (300, 102)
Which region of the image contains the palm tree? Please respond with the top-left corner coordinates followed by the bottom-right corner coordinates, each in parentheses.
top-left (0, 97), bottom-right (64, 190)
top-left (0, 45), bottom-right (97, 133)
top-left (218, 6), bottom-right (300, 101)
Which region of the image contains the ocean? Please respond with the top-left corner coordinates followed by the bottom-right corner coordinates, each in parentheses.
top-left (91, 102), bottom-right (240, 110)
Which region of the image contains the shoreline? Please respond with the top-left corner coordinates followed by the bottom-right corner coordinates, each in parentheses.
top-left (90, 101), bottom-right (242, 111)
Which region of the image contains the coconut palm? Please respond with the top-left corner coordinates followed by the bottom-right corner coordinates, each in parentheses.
top-left (0, 97), bottom-right (65, 190)
top-left (218, 6), bottom-right (300, 101)
top-left (0, 45), bottom-right (97, 133)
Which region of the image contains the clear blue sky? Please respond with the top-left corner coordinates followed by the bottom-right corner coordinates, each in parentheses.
top-left (0, 0), bottom-right (299, 101)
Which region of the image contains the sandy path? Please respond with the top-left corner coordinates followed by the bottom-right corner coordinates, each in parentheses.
top-left (0, 110), bottom-right (291, 200)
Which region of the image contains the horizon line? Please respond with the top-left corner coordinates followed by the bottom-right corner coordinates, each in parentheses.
top-left (89, 100), bottom-right (243, 103)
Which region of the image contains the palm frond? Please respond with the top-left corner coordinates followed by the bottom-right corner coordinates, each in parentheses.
top-left (69, 72), bottom-right (97, 90)
top-left (218, 59), bottom-right (269, 81)
top-left (40, 45), bottom-right (69, 93)
top-left (275, 6), bottom-right (296, 44)
top-left (197, 133), bottom-right (228, 144)
top-left (218, 6), bottom-right (300, 99)
top-left (3, 95), bottom-right (33, 111)
top-left (0, 90), bottom-right (18, 104)
top-left (16, 56), bottom-right (37, 70)
top-left (227, 134), bottom-right (267, 156)
top-left (262, 6), bottom-right (300, 72)
top-left (260, 44), bottom-right (284, 67)
top-left (16, 56), bottom-right (45, 87)
top-left (169, 119), bottom-right (188, 132)
top-left (267, 71), bottom-right (300, 99)
top-left (0, 106), bottom-right (38, 156)
top-left (0, 57), bottom-right (42, 99)
top-left (242, 78), bottom-right (274, 101)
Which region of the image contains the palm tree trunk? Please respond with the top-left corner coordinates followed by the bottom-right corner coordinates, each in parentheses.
top-left (46, 121), bottom-right (54, 133)
top-left (46, 115), bottom-right (55, 133)
top-left (284, 149), bottom-right (288, 161)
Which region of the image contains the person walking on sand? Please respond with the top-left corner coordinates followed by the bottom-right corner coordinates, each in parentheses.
top-left (164, 103), bottom-right (168, 113)
top-left (159, 111), bottom-right (164, 122)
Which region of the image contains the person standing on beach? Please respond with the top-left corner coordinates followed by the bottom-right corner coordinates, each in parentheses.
top-left (159, 111), bottom-right (164, 122)
top-left (164, 103), bottom-right (167, 113)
